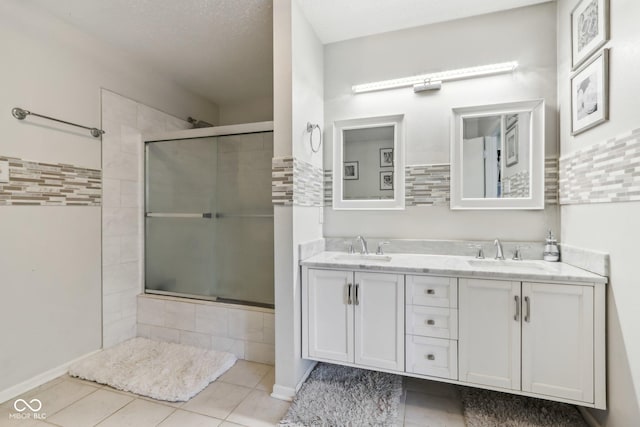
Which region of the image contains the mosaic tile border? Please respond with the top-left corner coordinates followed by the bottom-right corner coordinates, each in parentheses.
top-left (405, 164), bottom-right (450, 206)
top-left (559, 128), bottom-right (640, 205)
top-left (0, 155), bottom-right (101, 206)
top-left (504, 170), bottom-right (530, 198)
top-left (545, 158), bottom-right (559, 205)
top-left (272, 156), bottom-right (294, 206)
top-left (325, 161), bottom-right (559, 207)
top-left (272, 156), bottom-right (323, 207)
top-left (293, 158), bottom-right (323, 207)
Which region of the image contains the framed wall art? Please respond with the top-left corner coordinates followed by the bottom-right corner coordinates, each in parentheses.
top-left (380, 171), bottom-right (393, 190)
top-left (571, 49), bottom-right (609, 135)
top-left (380, 148), bottom-right (394, 167)
top-left (505, 123), bottom-right (519, 166)
top-left (571, 0), bottom-right (609, 70)
top-left (344, 161), bottom-right (359, 180)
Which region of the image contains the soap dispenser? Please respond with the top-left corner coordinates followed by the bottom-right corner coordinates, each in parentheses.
top-left (543, 230), bottom-right (560, 262)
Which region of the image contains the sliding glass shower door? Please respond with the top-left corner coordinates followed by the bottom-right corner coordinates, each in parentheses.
top-left (144, 131), bottom-right (274, 307)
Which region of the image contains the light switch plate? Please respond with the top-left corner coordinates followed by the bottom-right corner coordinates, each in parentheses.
top-left (0, 160), bottom-right (9, 183)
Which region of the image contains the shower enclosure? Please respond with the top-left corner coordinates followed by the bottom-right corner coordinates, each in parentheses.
top-left (144, 123), bottom-right (274, 308)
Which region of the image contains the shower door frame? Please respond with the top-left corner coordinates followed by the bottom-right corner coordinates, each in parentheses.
top-left (142, 121), bottom-right (274, 307)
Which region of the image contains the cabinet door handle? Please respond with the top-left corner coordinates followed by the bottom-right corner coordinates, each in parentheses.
top-left (354, 284), bottom-right (359, 305)
top-left (514, 295), bottom-right (520, 321)
top-left (347, 284), bottom-right (352, 305)
top-left (426, 354), bottom-right (435, 361)
top-left (425, 319), bottom-right (435, 325)
top-left (524, 296), bottom-right (531, 322)
top-left (426, 289), bottom-right (435, 295)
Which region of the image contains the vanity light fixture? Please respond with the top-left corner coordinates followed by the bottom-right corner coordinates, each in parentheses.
top-left (352, 61), bottom-right (518, 94)
top-left (413, 79), bottom-right (442, 93)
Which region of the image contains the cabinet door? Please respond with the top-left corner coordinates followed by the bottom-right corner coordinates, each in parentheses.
top-left (522, 282), bottom-right (594, 402)
top-left (354, 272), bottom-right (405, 371)
top-left (306, 269), bottom-right (354, 363)
top-left (459, 278), bottom-right (521, 390)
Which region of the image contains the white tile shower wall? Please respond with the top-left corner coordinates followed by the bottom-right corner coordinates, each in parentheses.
top-left (101, 89), bottom-right (191, 348)
top-left (137, 295), bottom-right (275, 364)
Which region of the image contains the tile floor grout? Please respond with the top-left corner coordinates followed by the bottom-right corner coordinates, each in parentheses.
top-left (2, 362), bottom-right (468, 427)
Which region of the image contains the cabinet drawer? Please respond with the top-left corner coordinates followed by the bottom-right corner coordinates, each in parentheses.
top-left (406, 306), bottom-right (458, 339)
top-left (406, 275), bottom-right (457, 308)
top-left (406, 336), bottom-right (458, 380)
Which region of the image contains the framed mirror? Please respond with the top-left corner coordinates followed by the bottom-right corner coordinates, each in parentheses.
top-left (333, 114), bottom-right (405, 210)
top-left (450, 99), bottom-right (545, 209)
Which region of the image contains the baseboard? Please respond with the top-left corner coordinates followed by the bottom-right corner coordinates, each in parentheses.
top-left (0, 349), bottom-right (101, 404)
top-left (271, 384), bottom-right (295, 402)
top-left (579, 407), bottom-right (602, 427)
top-left (271, 361), bottom-right (318, 402)
top-left (295, 360), bottom-right (317, 393)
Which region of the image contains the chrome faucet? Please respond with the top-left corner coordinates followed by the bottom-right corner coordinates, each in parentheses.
top-left (356, 235), bottom-right (369, 255)
top-left (494, 239), bottom-right (505, 260)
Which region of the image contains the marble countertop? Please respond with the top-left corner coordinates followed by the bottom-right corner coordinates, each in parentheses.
top-left (300, 251), bottom-right (607, 284)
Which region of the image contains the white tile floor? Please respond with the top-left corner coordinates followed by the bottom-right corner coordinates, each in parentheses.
top-left (1, 361), bottom-right (465, 427)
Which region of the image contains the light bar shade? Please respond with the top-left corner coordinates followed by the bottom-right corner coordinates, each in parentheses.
top-left (352, 61), bottom-right (518, 94)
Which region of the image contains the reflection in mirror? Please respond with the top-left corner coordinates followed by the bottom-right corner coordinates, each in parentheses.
top-left (450, 99), bottom-right (544, 210)
top-left (462, 112), bottom-right (531, 199)
top-left (343, 126), bottom-right (394, 200)
top-left (332, 114), bottom-right (405, 210)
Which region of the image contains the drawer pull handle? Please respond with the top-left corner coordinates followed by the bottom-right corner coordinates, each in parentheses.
top-left (426, 289), bottom-right (435, 295)
top-left (425, 319), bottom-right (435, 325)
top-left (426, 354), bottom-right (435, 361)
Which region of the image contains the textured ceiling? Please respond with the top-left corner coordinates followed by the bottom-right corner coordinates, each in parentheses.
top-left (297, 0), bottom-right (554, 44)
top-left (29, 0), bottom-right (273, 106)
top-left (29, 0), bottom-right (553, 107)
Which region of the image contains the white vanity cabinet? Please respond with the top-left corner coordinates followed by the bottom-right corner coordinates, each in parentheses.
top-left (405, 275), bottom-right (458, 380)
top-left (458, 278), bottom-right (521, 390)
top-left (302, 268), bottom-right (405, 372)
top-left (300, 254), bottom-right (606, 410)
top-left (459, 278), bottom-right (599, 405)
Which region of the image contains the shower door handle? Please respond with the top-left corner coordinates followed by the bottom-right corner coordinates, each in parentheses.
top-left (145, 212), bottom-right (212, 218)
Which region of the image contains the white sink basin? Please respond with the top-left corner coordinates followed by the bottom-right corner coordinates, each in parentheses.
top-left (333, 254), bottom-right (392, 262)
top-left (467, 259), bottom-right (548, 271)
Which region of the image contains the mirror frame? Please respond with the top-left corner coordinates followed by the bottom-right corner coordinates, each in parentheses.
top-left (333, 114), bottom-right (405, 210)
top-left (450, 99), bottom-right (545, 210)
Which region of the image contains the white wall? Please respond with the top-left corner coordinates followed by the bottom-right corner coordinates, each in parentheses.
top-left (323, 3), bottom-right (559, 241)
top-left (0, 1), bottom-right (218, 397)
top-left (218, 96), bottom-right (274, 126)
top-left (272, 0), bottom-right (324, 400)
top-left (557, 0), bottom-right (640, 424)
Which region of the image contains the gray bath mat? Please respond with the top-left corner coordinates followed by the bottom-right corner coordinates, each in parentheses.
top-left (461, 387), bottom-right (588, 427)
top-left (69, 337), bottom-right (236, 402)
top-left (280, 363), bottom-right (403, 426)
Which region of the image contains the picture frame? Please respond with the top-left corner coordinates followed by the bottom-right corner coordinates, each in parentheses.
top-left (379, 171), bottom-right (393, 190)
top-left (571, 49), bottom-right (609, 135)
top-left (379, 148), bottom-right (394, 167)
top-left (505, 114), bottom-right (518, 129)
top-left (571, 0), bottom-right (609, 70)
top-left (343, 161), bottom-right (359, 180)
top-left (505, 123), bottom-right (519, 167)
